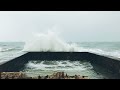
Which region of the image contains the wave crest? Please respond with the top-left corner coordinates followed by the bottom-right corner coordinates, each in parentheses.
top-left (23, 31), bottom-right (80, 52)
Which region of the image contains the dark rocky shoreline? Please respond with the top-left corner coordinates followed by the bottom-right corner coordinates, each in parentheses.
top-left (0, 72), bottom-right (89, 79)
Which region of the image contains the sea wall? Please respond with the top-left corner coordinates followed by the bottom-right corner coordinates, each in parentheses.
top-left (0, 52), bottom-right (120, 77)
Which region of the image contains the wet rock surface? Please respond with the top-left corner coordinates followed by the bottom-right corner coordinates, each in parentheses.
top-left (0, 72), bottom-right (27, 79)
top-left (0, 72), bottom-right (89, 79)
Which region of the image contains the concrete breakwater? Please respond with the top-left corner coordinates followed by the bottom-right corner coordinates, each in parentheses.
top-left (0, 52), bottom-right (120, 78)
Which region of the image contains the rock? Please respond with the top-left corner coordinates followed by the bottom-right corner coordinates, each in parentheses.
top-left (0, 72), bottom-right (89, 79)
top-left (44, 75), bottom-right (49, 79)
top-left (0, 72), bottom-right (27, 79)
top-left (38, 75), bottom-right (41, 79)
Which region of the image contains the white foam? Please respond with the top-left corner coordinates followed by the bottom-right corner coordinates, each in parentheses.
top-left (77, 47), bottom-right (120, 58)
top-left (23, 31), bottom-right (80, 52)
top-left (23, 30), bottom-right (120, 58)
top-left (0, 47), bottom-right (16, 52)
top-left (25, 61), bottom-right (92, 71)
top-left (0, 47), bottom-right (2, 52)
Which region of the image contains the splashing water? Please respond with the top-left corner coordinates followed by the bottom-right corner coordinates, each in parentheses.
top-left (23, 31), bottom-right (120, 58)
top-left (25, 60), bottom-right (92, 71)
top-left (23, 31), bottom-right (80, 52)
top-left (0, 47), bottom-right (2, 52)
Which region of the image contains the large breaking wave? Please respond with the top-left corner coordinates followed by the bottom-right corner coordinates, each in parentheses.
top-left (23, 31), bottom-right (120, 58)
top-left (23, 31), bottom-right (80, 52)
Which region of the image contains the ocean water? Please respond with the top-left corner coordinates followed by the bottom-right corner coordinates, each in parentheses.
top-left (1, 42), bottom-right (120, 62)
top-left (0, 42), bottom-right (25, 64)
top-left (0, 42), bottom-right (120, 78)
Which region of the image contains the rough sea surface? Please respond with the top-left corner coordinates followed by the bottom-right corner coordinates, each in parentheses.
top-left (0, 42), bottom-right (120, 79)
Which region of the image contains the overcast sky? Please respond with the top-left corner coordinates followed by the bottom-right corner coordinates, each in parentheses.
top-left (0, 11), bottom-right (120, 42)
